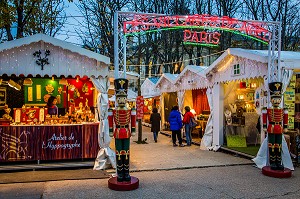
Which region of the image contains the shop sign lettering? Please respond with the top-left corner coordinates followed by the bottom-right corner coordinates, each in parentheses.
top-left (183, 30), bottom-right (221, 45)
top-left (42, 132), bottom-right (80, 150)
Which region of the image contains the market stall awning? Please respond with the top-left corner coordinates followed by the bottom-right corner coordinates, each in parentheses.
top-left (0, 33), bottom-right (110, 78)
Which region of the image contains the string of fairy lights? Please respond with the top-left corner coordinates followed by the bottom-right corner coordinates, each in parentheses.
top-left (124, 50), bottom-right (226, 68)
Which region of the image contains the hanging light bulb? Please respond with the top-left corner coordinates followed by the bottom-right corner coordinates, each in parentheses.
top-left (23, 78), bottom-right (33, 86)
top-left (59, 78), bottom-right (68, 85)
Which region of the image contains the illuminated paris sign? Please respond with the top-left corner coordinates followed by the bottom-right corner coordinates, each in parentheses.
top-left (123, 14), bottom-right (270, 45)
top-left (183, 30), bottom-right (221, 47)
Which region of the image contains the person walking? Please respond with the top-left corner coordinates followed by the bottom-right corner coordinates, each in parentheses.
top-left (182, 106), bottom-right (195, 146)
top-left (150, 107), bottom-right (161, 143)
top-left (168, 106), bottom-right (184, 147)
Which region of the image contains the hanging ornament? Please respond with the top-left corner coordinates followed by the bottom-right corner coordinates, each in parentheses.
top-left (58, 86), bottom-right (63, 94)
top-left (45, 84), bottom-right (54, 93)
top-left (74, 88), bottom-right (80, 99)
top-left (82, 83), bottom-right (89, 93)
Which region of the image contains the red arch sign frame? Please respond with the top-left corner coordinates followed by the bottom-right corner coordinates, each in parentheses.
top-left (123, 14), bottom-right (271, 43)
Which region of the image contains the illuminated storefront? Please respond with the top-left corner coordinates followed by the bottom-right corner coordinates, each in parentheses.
top-left (0, 33), bottom-right (110, 162)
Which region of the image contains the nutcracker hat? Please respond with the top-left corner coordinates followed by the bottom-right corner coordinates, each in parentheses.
top-left (114, 78), bottom-right (128, 96)
top-left (269, 82), bottom-right (282, 98)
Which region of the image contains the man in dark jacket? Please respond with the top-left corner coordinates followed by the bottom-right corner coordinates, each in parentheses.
top-left (150, 107), bottom-right (161, 143)
top-left (168, 106), bottom-right (184, 147)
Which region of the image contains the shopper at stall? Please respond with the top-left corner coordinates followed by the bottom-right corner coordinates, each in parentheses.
top-left (150, 107), bottom-right (161, 143)
top-left (182, 106), bottom-right (194, 146)
top-left (46, 96), bottom-right (58, 116)
top-left (168, 105), bottom-right (184, 147)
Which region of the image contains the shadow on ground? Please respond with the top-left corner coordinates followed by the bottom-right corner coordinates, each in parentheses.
top-left (0, 168), bottom-right (109, 184)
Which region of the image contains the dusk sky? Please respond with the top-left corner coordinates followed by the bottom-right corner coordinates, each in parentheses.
top-left (56, 1), bottom-right (84, 46)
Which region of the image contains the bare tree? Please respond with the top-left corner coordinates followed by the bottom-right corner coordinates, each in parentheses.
top-left (0, 0), bottom-right (66, 41)
top-left (76, 0), bottom-right (130, 61)
top-left (26, 0), bottom-right (66, 37)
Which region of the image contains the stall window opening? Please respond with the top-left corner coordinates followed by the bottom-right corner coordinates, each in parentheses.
top-left (233, 64), bottom-right (240, 75)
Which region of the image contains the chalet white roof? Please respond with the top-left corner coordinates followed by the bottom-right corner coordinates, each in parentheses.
top-left (141, 77), bottom-right (161, 98)
top-left (0, 33), bottom-right (110, 64)
top-left (205, 48), bottom-right (300, 75)
top-left (155, 73), bottom-right (179, 93)
top-left (156, 73), bottom-right (179, 85)
top-left (177, 65), bottom-right (207, 79)
top-left (0, 33), bottom-right (110, 77)
top-left (176, 65), bottom-right (209, 90)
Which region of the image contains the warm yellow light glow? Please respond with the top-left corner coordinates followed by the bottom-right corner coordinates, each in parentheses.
top-left (238, 94), bottom-right (244, 100)
top-left (23, 78), bottom-right (33, 86)
top-left (59, 78), bottom-right (68, 85)
top-left (218, 56), bottom-right (234, 72)
top-left (251, 83), bottom-right (257, 88)
top-left (191, 109), bottom-right (196, 115)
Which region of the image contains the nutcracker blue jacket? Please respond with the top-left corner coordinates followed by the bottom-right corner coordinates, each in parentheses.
top-left (168, 110), bottom-right (183, 131)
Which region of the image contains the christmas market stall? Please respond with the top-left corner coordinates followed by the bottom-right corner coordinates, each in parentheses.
top-left (141, 77), bottom-right (160, 126)
top-left (155, 73), bottom-right (179, 130)
top-left (0, 33), bottom-right (110, 162)
top-left (174, 65), bottom-right (210, 138)
top-left (203, 48), bottom-right (300, 154)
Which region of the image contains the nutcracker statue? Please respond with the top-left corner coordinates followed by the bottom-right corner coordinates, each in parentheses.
top-left (108, 78), bottom-right (137, 182)
top-left (262, 82), bottom-right (288, 170)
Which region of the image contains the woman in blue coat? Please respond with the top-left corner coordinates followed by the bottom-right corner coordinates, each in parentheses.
top-left (168, 106), bottom-right (184, 147)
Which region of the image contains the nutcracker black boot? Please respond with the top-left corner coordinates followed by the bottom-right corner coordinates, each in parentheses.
top-left (275, 143), bottom-right (284, 171)
top-left (123, 151), bottom-right (131, 182)
top-left (116, 152), bottom-right (124, 182)
top-left (269, 144), bottom-right (277, 170)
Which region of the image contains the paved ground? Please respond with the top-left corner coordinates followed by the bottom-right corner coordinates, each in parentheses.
top-left (126, 127), bottom-right (252, 172)
top-left (0, 126), bottom-right (299, 199)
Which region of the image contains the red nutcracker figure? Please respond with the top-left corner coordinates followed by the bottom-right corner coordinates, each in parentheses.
top-left (108, 78), bottom-right (136, 182)
top-left (262, 82), bottom-right (288, 170)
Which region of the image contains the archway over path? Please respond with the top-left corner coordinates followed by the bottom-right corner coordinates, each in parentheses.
top-left (114, 13), bottom-right (282, 82)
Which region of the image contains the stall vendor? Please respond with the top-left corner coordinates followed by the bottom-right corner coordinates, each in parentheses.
top-left (46, 96), bottom-right (58, 116)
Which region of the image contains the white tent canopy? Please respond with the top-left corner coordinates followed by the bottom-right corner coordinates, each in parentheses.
top-left (0, 33), bottom-right (110, 77)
